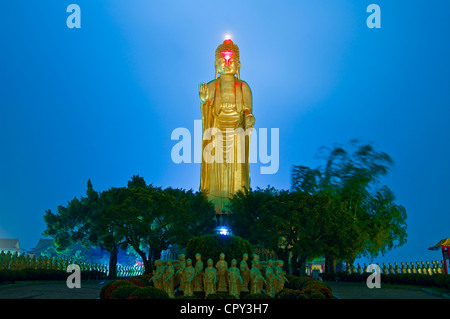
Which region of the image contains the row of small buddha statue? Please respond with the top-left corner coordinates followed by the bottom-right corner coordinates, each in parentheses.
top-left (0, 251), bottom-right (69, 271)
top-left (349, 261), bottom-right (446, 275)
top-left (150, 253), bottom-right (288, 299)
top-left (0, 251), bottom-right (111, 274)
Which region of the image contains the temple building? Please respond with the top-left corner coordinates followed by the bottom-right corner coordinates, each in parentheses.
top-left (27, 238), bottom-right (56, 257)
top-left (0, 238), bottom-right (24, 254)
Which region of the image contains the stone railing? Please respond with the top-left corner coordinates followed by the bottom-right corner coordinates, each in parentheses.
top-left (347, 260), bottom-right (446, 275)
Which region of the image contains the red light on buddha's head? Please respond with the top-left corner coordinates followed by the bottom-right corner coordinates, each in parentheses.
top-left (220, 50), bottom-right (234, 65)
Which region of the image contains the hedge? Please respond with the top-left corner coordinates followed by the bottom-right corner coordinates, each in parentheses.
top-left (0, 268), bottom-right (107, 283)
top-left (320, 271), bottom-right (450, 290)
top-left (282, 274), bottom-right (334, 299)
top-left (129, 286), bottom-right (170, 299)
top-left (0, 268), bottom-right (67, 282)
top-left (185, 234), bottom-right (253, 265)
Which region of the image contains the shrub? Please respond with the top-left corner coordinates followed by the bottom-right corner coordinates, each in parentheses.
top-left (101, 280), bottom-right (137, 299)
top-left (318, 272), bottom-right (336, 281)
top-left (282, 274), bottom-right (333, 299)
top-left (22, 268), bottom-right (40, 280)
top-left (241, 293), bottom-right (272, 299)
top-left (99, 281), bottom-right (115, 299)
top-left (286, 274), bottom-right (330, 290)
top-left (36, 269), bottom-right (67, 280)
top-left (110, 285), bottom-right (140, 299)
top-left (320, 271), bottom-right (450, 290)
top-left (301, 283), bottom-right (333, 299)
top-left (176, 294), bottom-right (202, 299)
top-left (128, 286), bottom-right (170, 299)
top-left (205, 293), bottom-right (236, 299)
top-left (301, 286), bottom-right (326, 299)
top-left (0, 269), bottom-right (14, 283)
top-left (125, 277), bottom-right (146, 287)
top-left (81, 270), bottom-right (107, 280)
top-left (133, 274), bottom-right (153, 287)
top-left (14, 270), bottom-right (27, 281)
top-left (433, 274), bottom-right (450, 290)
top-left (276, 288), bottom-right (306, 299)
top-left (286, 276), bottom-right (317, 290)
top-left (186, 234), bottom-right (253, 265)
top-left (0, 269), bottom-right (68, 282)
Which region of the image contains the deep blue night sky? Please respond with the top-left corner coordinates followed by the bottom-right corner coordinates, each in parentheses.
top-left (1, 1), bottom-right (449, 266)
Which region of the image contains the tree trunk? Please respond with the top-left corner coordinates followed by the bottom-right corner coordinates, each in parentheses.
top-left (296, 255), bottom-right (307, 277)
top-left (325, 255), bottom-right (337, 273)
top-left (108, 245), bottom-right (118, 279)
top-left (133, 245), bottom-right (151, 274)
top-left (291, 251), bottom-right (300, 276)
top-left (150, 248), bottom-right (162, 266)
top-left (274, 247), bottom-right (290, 274)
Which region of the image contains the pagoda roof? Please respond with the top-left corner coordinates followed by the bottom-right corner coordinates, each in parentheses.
top-left (0, 238), bottom-right (24, 252)
top-left (428, 238), bottom-right (450, 250)
top-left (28, 238), bottom-right (54, 253)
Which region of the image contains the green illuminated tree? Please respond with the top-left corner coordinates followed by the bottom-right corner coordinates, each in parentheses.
top-left (44, 175), bottom-right (216, 276)
top-left (292, 140), bottom-right (408, 272)
top-left (43, 179), bottom-right (128, 279)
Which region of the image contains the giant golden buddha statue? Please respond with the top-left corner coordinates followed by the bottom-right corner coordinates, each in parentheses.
top-left (199, 36), bottom-right (255, 214)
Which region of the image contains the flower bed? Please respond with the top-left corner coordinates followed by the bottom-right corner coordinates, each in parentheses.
top-left (99, 273), bottom-right (334, 299)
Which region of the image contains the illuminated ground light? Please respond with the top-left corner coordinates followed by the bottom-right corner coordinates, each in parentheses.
top-left (216, 226), bottom-right (232, 236)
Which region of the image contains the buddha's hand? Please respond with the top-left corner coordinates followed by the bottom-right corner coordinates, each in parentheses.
top-left (245, 113), bottom-right (255, 129)
top-left (199, 82), bottom-right (209, 103)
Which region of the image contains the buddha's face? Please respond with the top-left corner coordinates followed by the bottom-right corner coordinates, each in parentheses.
top-left (215, 51), bottom-right (240, 76)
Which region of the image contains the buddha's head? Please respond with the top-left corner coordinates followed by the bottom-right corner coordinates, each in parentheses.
top-left (215, 38), bottom-right (240, 79)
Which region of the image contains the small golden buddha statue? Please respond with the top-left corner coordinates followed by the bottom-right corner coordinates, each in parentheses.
top-left (193, 253), bottom-right (204, 292)
top-left (239, 253), bottom-right (250, 292)
top-left (164, 260), bottom-right (175, 298)
top-left (228, 259), bottom-right (243, 299)
top-left (203, 258), bottom-right (217, 297)
top-left (215, 253), bottom-right (228, 292)
top-left (183, 259), bottom-right (195, 297)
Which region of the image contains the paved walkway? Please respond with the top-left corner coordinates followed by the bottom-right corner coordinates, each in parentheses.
top-left (0, 280), bottom-right (447, 299)
top-left (0, 280), bottom-right (106, 299)
top-left (326, 281), bottom-right (446, 299)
